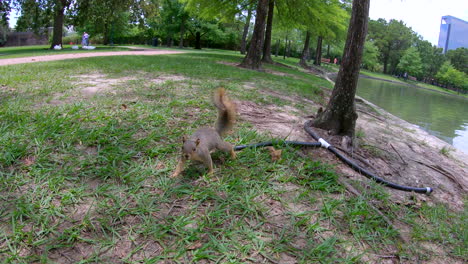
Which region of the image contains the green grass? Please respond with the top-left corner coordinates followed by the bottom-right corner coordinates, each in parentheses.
top-left (0, 49), bottom-right (465, 263)
top-left (0, 45), bottom-right (130, 59)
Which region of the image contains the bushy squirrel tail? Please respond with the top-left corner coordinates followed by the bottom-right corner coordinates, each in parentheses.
top-left (213, 88), bottom-right (236, 136)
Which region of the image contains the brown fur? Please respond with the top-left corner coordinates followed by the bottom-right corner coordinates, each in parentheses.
top-left (171, 88), bottom-right (237, 178)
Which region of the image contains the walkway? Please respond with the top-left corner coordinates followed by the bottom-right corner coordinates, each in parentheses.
top-left (0, 48), bottom-right (184, 66)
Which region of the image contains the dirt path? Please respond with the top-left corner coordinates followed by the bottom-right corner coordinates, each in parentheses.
top-left (0, 49), bottom-right (184, 66)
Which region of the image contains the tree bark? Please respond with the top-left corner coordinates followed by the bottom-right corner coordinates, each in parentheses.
top-left (275, 39), bottom-right (279, 57)
top-left (261, 0), bottom-right (274, 63)
top-left (179, 18), bottom-right (185, 48)
top-left (314, 36), bottom-right (323, 66)
top-left (50, 0), bottom-right (67, 49)
top-left (311, 0), bottom-right (370, 137)
top-left (195, 31), bottom-right (201, 49)
top-left (299, 31), bottom-right (311, 67)
top-left (283, 36), bottom-right (287, 59)
top-left (240, 6), bottom-right (253, 54)
top-left (239, 0), bottom-right (269, 70)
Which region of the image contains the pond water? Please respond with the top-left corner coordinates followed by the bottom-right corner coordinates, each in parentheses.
top-left (356, 78), bottom-right (468, 154)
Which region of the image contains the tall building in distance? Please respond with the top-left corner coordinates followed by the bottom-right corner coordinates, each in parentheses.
top-left (438, 16), bottom-right (468, 54)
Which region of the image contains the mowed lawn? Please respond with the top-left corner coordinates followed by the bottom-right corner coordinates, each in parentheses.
top-left (0, 50), bottom-right (466, 263)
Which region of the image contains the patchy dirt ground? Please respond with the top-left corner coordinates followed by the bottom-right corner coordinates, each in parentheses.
top-left (237, 85), bottom-right (468, 211)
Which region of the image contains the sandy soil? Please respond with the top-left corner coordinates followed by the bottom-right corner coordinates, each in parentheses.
top-left (0, 48), bottom-right (184, 66)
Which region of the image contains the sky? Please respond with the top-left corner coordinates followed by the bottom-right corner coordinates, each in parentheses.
top-left (370, 0), bottom-right (468, 45)
top-left (7, 0), bottom-right (468, 46)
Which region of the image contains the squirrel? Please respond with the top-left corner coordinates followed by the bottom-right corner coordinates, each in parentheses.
top-left (171, 88), bottom-right (237, 178)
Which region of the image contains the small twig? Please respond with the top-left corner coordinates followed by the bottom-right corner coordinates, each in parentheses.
top-left (357, 109), bottom-right (385, 121)
top-left (376, 254), bottom-right (399, 259)
top-left (334, 146), bottom-right (374, 168)
top-left (389, 143), bottom-right (408, 165)
top-left (259, 251), bottom-right (280, 264)
top-left (411, 159), bottom-right (465, 191)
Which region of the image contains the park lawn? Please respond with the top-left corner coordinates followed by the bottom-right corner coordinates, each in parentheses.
top-left (0, 45), bottom-right (130, 59)
top-left (0, 51), bottom-right (466, 263)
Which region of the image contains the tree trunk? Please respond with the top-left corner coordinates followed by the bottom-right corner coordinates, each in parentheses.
top-left (299, 31), bottom-right (311, 67)
top-left (261, 0), bottom-right (274, 63)
top-left (179, 19), bottom-right (185, 48)
top-left (311, 0), bottom-right (370, 137)
top-left (166, 36), bottom-right (172, 47)
top-left (195, 31), bottom-right (201, 49)
top-left (240, 6), bottom-right (253, 54)
top-left (283, 36), bottom-right (287, 59)
top-left (103, 24), bottom-right (109, 45)
top-left (314, 36), bottom-right (323, 66)
top-left (382, 49), bottom-right (389, 73)
top-left (327, 44), bottom-right (330, 58)
top-left (275, 39), bottom-right (280, 57)
top-left (286, 40), bottom-right (291, 57)
top-left (50, 0), bottom-right (67, 49)
top-left (240, 0), bottom-right (269, 70)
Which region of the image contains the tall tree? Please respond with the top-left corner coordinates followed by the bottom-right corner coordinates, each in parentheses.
top-left (362, 40), bottom-right (380, 71)
top-left (312, 0), bottom-right (370, 137)
top-left (299, 31), bottom-right (311, 66)
top-left (261, 0), bottom-right (274, 63)
top-left (446, 48), bottom-right (468, 74)
top-left (239, 0), bottom-right (268, 70)
top-left (415, 38), bottom-right (445, 81)
top-left (50, 0), bottom-right (70, 48)
top-left (240, 4), bottom-right (253, 54)
top-left (397, 47), bottom-right (423, 78)
top-left (72, 0), bottom-right (133, 45)
top-left (368, 18), bottom-right (415, 74)
top-left (0, 0), bottom-right (10, 46)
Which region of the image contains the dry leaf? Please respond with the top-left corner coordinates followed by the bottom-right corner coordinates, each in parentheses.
top-left (121, 104), bottom-right (128, 110)
top-left (23, 156), bottom-right (36, 166)
top-left (186, 241), bottom-right (203, 250)
top-left (266, 146), bottom-right (282, 161)
top-left (156, 162), bottom-right (165, 170)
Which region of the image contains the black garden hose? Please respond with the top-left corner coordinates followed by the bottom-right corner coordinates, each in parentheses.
top-left (234, 140), bottom-right (321, 151)
top-left (233, 121), bottom-right (433, 195)
top-left (303, 120), bottom-right (432, 194)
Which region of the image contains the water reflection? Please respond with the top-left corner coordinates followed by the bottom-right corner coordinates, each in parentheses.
top-left (357, 78), bottom-right (468, 153)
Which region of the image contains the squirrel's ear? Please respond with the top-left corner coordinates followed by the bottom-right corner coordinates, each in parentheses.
top-left (182, 136), bottom-right (187, 143)
top-left (195, 138), bottom-right (200, 146)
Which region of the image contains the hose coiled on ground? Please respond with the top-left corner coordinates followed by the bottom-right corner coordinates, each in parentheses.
top-left (234, 121), bottom-right (433, 194)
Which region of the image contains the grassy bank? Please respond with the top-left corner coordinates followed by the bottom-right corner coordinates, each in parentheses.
top-left (0, 51), bottom-right (466, 263)
top-left (360, 69), bottom-right (468, 98)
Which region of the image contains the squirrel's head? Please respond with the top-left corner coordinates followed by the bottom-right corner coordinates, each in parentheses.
top-left (182, 136), bottom-right (200, 160)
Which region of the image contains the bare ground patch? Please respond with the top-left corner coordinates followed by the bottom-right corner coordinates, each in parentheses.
top-left (237, 87), bottom-right (468, 211)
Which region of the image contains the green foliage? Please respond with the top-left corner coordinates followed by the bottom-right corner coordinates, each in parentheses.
top-left (14, 0), bottom-right (53, 33)
top-left (368, 18), bottom-right (416, 74)
top-left (446, 48), bottom-right (468, 74)
top-left (71, 0), bottom-right (134, 45)
top-left (397, 47), bottom-right (423, 78)
top-left (415, 38), bottom-right (446, 79)
top-left (362, 40), bottom-right (381, 71)
top-left (436, 61), bottom-right (468, 90)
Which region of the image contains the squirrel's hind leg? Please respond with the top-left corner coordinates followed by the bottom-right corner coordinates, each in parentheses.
top-left (217, 141), bottom-right (236, 159)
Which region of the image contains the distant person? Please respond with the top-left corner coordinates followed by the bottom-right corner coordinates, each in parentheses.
top-left (82, 32), bottom-right (89, 46)
top-left (333, 58), bottom-right (338, 64)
